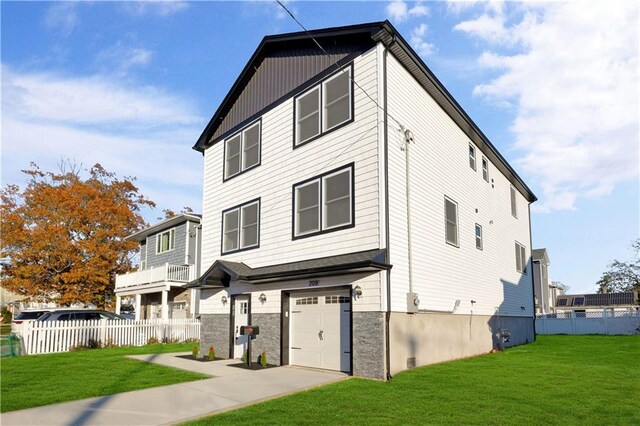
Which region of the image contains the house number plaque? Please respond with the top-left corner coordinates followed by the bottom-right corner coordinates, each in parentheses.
top-left (308, 280), bottom-right (319, 286)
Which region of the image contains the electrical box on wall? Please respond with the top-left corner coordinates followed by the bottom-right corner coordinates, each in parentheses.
top-left (407, 292), bottom-right (420, 313)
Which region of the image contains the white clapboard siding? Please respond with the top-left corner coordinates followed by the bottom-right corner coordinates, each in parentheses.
top-left (22, 319), bottom-right (200, 355)
top-left (385, 53), bottom-right (534, 317)
top-left (200, 47), bottom-right (381, 272)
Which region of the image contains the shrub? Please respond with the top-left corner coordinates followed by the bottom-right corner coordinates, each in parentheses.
top-left (70, 339), bottom-right (101, 351)
top-left (1, 307), bottom-right (12, 324)
top-left (192, 345), bottom-right (199, 359)
top-left (242, 349), bottom-right (247, 365)
top-left (208, 346), bottom-right (215, 361)
top-left (260, 351), bottom-right (267, 368)
top-left (147, 336), bottom-right (159, 345)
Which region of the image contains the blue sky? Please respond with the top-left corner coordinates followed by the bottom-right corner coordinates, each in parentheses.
top-left (2, 1), bottom-right (638, 294)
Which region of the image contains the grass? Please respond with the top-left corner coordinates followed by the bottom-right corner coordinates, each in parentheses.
top-left (0, 342), bottom-right (209, 413)
top-left (184, 335), bottom-right (639, 425)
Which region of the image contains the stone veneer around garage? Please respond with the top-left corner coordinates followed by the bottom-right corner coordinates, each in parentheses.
top-left (199, 314), bottom-right (230, 358)
top-left (352, 312), bottom-right (387, 380)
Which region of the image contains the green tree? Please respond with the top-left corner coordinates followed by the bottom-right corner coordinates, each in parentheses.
top-left (1, 162), bottom-right (155, 308)
top-left (596, 239), bottom-right (640, 294)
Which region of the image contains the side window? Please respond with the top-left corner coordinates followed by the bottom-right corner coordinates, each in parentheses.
top-left (515, 241), bottom-right (527, 273)
top-left (445, 197), bottom-right (459, 247)
top-left (469, 144), bottom-right (476, 170)
top-left (156, 229), bottom-right (175, 254)
top-left (295, 66), bottom-right (353, 147)
top-left (222, 199), bottom-right (260, 254)
top-left (482, 157), bottom-right (489, 182)
top-left (224, 121), bottom-right (261, 180)
top-left (510, 186), bottom-right (518, 218)
top-left (475, 224), bottom-right (483, 250)
top-left (293, 164), bottom-right (354, 238)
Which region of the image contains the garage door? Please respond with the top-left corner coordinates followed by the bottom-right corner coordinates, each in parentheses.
top-left (290, 291), bottom-right (351, 372)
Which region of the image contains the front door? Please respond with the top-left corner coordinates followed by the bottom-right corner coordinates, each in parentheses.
top-left (233, 295), bottom-right (250, 358)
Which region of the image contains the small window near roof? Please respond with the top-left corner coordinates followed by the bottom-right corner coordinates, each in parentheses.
top-left (156, 229), bottom-right (175, 254)
top-left (475, 224), bottom-right (483, 250)
top-left (510, 186), bottom-right (518, 218)
top-left (224, 121), bottom-right (261, 180)
top-left (469, 144), bottom-right (476, 171)
top-left (445, 197), bottom-right (459, 247)
top-left (482, 157), bottom-right (489, 182)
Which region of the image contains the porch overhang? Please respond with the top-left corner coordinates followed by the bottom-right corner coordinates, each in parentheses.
top-left (187, 249), bottom-right (391, 288)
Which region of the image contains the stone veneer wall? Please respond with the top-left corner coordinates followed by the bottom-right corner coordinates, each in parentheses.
top-left (200, 314), bottom-right (230, 358)
top-left (250, 313), bottom-right (281, 365)
top-left (352, 312), bottom-right (387, 380)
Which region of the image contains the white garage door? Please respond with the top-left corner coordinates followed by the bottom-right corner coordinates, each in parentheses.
top-left (290, 291), bottom-right (351, 372)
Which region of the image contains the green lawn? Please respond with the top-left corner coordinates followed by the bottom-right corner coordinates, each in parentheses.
top-left (185, 335), bottom-right (639, 425)
top-left (0, 343), bottom-right (209, 413)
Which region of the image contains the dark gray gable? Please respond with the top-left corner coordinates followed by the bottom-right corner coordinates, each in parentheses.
top-left (194, 23), bottom-right (381, 151)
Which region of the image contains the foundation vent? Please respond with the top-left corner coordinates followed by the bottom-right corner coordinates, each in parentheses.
top-left (407, 357), bottom-right (416, 369)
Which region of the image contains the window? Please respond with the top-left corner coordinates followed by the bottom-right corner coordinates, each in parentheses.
top-left (295, 297), bottom-right (318, 305)
top-left (156, 229), bottom-right (175, 254)
top-left (510, 186), bottom-right (518, 218)
top-left (326, 295), bottom-right (350, 304)
top-left (445, 197), bottom-right (459, 246)
top-left (222, 199), bottom-right (260, 254)
top-left (293, 164), bottom-right (354, 238)
top-left (295, 66), bottom-right (353, 147)
top-left (572, 297), bottom-right (585, 306)
top-left (469, 144), bottom-right (476, 170)
top-left (482, 157), bottom-right (489, 182)
top-left (515, 241), bottom-right (527, 273)
top-left (475, 224), bottom-right (483, 250)
top-left (224, 120), bottom-right (261, 180)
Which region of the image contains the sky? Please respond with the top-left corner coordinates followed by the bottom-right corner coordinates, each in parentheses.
top-left (2, 1), bottom-right (638, 295)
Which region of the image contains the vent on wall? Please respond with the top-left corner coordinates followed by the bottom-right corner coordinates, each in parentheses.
top-left (407, 357), bottom-right (416, 369)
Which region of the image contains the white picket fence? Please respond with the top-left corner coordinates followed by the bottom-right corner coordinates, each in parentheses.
top-left (536, 310), bottom-right (640, 335)
top-left (22, 318), bottom-right (200, 355)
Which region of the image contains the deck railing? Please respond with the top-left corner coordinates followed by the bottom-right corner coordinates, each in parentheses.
top-left (115, 263), bottom-right (195, 290)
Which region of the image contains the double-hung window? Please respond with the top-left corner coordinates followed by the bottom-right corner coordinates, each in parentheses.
top-left (156, 229), bottom-right (175, 254)
top-left (295, 66), bottom-right (353, 147)
top-left (510, 185), bottom-right (518, 218)
top-left (475, 224), bottom-right (483, 250)
top-left (222, 199), bottom-right (260, 254)
top-left (482, 157), bottom-right (489, 182)
top-left (445, 197), bottom-right (459, 247)
top-left (293, 164), bottom-right (354, 238)
top-left (224, 120), bottom-right (261, 180)
top-left (469, 144), bottom-right (476, 170)
top-left (515, 241), bottom-right (527, 273)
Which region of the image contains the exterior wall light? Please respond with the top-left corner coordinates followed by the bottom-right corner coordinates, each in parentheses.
top-left (221, 295), bottom-right (228, 305)
top-left (258, 293), bottom-right (267, 304)
top-left (353, 285), bottom-right (363, 299)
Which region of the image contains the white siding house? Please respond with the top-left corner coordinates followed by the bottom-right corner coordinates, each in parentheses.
top-left (190, 21), bottom-right (536, 379)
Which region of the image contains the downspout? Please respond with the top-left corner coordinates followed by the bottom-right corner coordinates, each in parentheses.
top-left (528, 203), bottom-right (536, 341)
top-left (383, 42), bottom-right (393, 381)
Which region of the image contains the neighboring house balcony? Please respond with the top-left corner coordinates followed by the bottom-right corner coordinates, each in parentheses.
top-left (114, 263), bottom-right (196, 320)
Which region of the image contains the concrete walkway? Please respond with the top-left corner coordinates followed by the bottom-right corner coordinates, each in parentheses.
top-left (2, 353), bottom-right (347, 426)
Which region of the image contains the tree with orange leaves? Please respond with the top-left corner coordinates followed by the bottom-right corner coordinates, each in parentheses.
top-left (1, 162), bottom-right (155, 308)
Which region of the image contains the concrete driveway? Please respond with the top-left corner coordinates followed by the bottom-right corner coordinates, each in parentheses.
top-left (2, 353), bottom-right (347, 426)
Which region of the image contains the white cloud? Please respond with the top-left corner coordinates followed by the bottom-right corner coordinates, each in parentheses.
top-left (2, 67), bottom-right (200, 131)
top-left (43, 2), bottom-right (79, 36)
top-left (455, 2), bottom-right (639, 212)
top-left (122, 1), bottom-right (189, 17)
top-left (411, 23), bottom-right (436, 56)
top-left (387, 1), bottom-right (429, 23)
top-left (95, 43), bottom-right (154, 77)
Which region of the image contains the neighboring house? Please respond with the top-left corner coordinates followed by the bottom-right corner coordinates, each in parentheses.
top-left (554, 292), bottom-right (639, 316)
top-left (532, 248), bottom-right (556, 314)
top-left (115, 214), bottom-right (202, 320)
top-left (188, 21), bottom-right (536, 380)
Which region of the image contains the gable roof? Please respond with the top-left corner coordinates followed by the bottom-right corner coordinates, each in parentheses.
top-left (194, 21), bottom-right (536, 203)
top-left (532, 248), bottom-right (550, 264)
top-left (188, 248), bottom-right (390, 288)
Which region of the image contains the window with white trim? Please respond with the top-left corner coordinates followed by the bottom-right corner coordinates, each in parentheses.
top-left (294, 164), bottom-right (353, 238)
top-left (445, 197), bottom-right (459, 247)
top-left (469, 144), bottom-right (476, 170)
top-left (510, 185), bottom-right (518, 218)
top-left (222, 199), bottom-right (260, 254)
top-left (475, 224), bottom-right (483, 250)
top-left (515, 241), bottom-right (527, 274)
top-left (295, 67), bottom-right (352, 146)
top-left (156, 229), bottom-right (175, 254)
top-left (482, 157), bottom-right (489, 182)
top-left (224, 121), bottom-right (261, 180)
